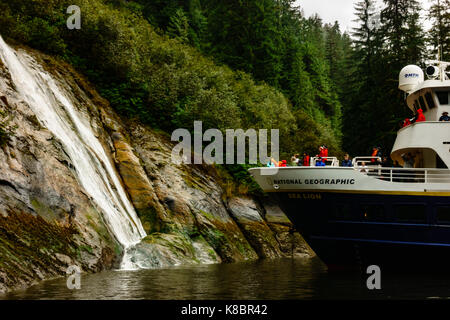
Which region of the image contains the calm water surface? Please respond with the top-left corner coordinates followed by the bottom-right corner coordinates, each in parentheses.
top-left (3, 258), bottom-right (450, 300)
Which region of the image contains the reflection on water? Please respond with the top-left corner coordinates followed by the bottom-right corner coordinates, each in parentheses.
top-left (3, 258), bottom-right (450, 300)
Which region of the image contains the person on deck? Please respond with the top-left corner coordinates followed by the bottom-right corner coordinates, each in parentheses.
top-left (402, 118), bottom-right (411, 127)
top-left (371, 147), bottom-right (379, 164)
top-left (318, 146), bottom-right (324, 159)
top-left (359, 162), bottom-right (368, 174)
top-left (291, 154), bottom-right (300, 166)
top-left (267, 157), bottom-right (278, 167)
top-left (381, 156), bottom-right (391, 167)
top-left (439, 112), bottom-right (450, 122)
top-left (416, 108), bottom-right (426, 122)
top-left (302, 153), bottom-right (310, 167)
top-left (315, 157), bottom-right (326, 167)
top-left (322, 145), bottom-right (328, 161)
top-left (376, 147), bottom-right (383, 164)
top-left (402, 153), bottom-right (415, 168)
top-left (379, 156), bottom-right (392, 180)
top-left (341, 154), bottom-right (353, 167)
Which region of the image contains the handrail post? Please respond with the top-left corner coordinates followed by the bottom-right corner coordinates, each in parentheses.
top-left (424, 170), bottom-right (427, 183)
top-left (390, 169), bottom-right (393, 182)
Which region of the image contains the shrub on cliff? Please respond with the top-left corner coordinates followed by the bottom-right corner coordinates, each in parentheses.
top-left (0, 109), bottom-right (15, 147)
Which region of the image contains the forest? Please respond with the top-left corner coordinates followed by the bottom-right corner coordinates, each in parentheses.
top-left (0, 0), bottom-right (449, 159)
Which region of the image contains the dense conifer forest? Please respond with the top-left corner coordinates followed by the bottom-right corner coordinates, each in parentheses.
top-left (1, 0), bottom-right (449, 158)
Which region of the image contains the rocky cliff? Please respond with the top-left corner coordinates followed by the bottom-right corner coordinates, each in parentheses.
top-left (0, 41), bottom-right (313, 293)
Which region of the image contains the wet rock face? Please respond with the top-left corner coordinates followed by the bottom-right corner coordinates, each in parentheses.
top-left (120, 124), bottom-right (315, 263)
top-left (0, 44), bottom-right (314, 293)
top-left (0, 49), bottom-right (119, 293)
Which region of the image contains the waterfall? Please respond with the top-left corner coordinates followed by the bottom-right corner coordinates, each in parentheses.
top-left (0, 36), bottom-right (146, 269)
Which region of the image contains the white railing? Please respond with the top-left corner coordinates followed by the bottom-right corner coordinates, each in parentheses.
top-left (352, 156), bottom-right (382, 167)
top-left (357, 167), bottom-right (450, 183)
top-left (302, 155), bottom-right (450, 184)
top-left (310, 156), bottom-right (340, 167)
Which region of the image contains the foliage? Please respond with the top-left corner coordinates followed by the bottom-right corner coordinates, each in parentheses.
top-left (215, 164), bottom-right (263, 197)
top-left (428, 0), bottom-right (450, 61)
top-left (342, 0), bottom-right (427, 156)
top-left (0, 0), bottom-right (348, 161)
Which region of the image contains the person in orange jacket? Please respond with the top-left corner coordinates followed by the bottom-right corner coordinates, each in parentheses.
top-left (371, 147), bottom-right (378, 164)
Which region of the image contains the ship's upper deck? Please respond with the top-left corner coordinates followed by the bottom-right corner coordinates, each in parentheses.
top-left (394, 63), bottom-right (450, 169)
top-left (405, 81), bottom-right (450, 121)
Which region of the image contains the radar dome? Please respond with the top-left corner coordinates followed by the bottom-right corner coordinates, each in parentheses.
top-left (399, 65), bottom-right (424, 93)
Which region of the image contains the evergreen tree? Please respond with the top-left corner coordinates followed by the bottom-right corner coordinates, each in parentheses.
top-left (376, 0), bottom-right (424, 152)
top-left (343, 0), bottom-right (426, 155)
top-left (380, 0), bottom-right (425, 65)
top-left (167, 8), bottom-right (189, 42)
top-left (428, 0), bottom-right (450, 61)
top-left (341, 0), bottom-right (381, 154)
top-left (205, 0), bottom-right (284, 87)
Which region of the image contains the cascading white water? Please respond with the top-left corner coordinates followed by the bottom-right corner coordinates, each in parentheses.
top-left (0, 36), bottom-right (146, 269)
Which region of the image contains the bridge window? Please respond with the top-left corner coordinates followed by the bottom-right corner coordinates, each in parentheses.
top-left (360, 204), bottom-right (386, 222)
top-left (419, 96), bottom-right (427, 111)
top-left (437, 154), bottom-right (448, 169)
top-left (436, 206), bottom-right (450, 225)
top-left (394, 204), bottom-right (426, 224)
top-left (437, 91), bottom-right (449, 105)
top-left (425, 92), bottom-right (436, 109)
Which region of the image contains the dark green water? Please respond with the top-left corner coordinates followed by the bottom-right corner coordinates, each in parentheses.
top-left (2, 258), bottom-right (450, 300)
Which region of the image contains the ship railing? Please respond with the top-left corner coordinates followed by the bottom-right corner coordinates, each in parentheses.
top-left (310, 157), bottom-right (339, 167)
top-left (356, 167), bottom-right (450, 183)
top-left (352, 156), bottom-right (382, 167)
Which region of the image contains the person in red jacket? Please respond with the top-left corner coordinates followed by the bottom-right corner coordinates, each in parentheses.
top-left (318, 146), bottom-right (324, 158)
top-left (402, 118), bottom-right (411, 127)
top-left (322, 145), bottom-right (328, 161)
top-left (416, 108), bottom-right (426, 122)
top-left (302, 153), bottom-right (310, 166)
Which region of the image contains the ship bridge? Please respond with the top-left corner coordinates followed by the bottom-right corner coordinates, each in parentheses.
top-left (395, 62), bottom-right (450, 169)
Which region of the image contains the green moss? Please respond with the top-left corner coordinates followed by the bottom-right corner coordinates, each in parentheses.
top-left (143, 232), bottom-right (197, 259)
top-left (235, 239), bottom-right (254, 257)
top-left (0, 211), bottom-right (81, 289)
top-left (136, 207), bottom-right (160, 234)
top-left (181, 171), bottom-right (209, 193)
top-left (114, 242), bottom-right (122, 256)
top-left (30, 198), bottom-right (58, 222)
top-left (84, 208), bottom-right (115, 245)
top-left (199, 227), bottom-right (226, 251)
top-left (79, 245), bottom-right (93, 254)
top-left (198, 210), bottom-right (214, 221)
